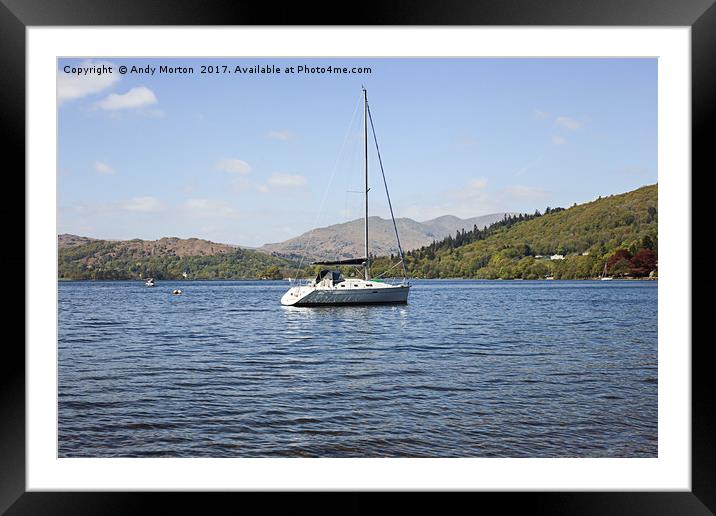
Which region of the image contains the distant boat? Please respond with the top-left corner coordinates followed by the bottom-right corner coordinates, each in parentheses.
top-left (145, 278), bottom-right (155, 287)
top-left (600, 263), bottom-right (613, 281)
top-left (281, 88), bottom-right (410, 307)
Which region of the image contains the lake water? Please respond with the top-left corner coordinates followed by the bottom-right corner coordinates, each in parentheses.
top-left (58, 280), bottom-right (657, 457)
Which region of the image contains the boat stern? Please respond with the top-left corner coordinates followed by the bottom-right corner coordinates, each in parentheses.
top-left (281, 285), bottom-right (311, 306)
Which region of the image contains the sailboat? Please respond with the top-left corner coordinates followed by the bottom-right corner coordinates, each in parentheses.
top-left (600, 262), bottom-right (613, 281)
top-left (280, 88), bottom-right (411, 306)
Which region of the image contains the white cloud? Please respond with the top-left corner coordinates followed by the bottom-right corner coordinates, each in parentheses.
top-left (555, 116), bottom-right (581, 131)
top-left (399, 178), bottom-right (552, 221)
top-left (94, 160), bottom-right (116, 175)
top-left (446, 177), bottom-right (488, 202)
top-left (615, 166), bottom-right (651, 177)
top-left (551, 135), bottom-right (566, 145)
top-left (141, 108), bottom-right (166, 118)
top-left (536, 110), bottom-right (582, 131)
top-left (515, 155), bottom-right (543, 176)
top-left (120, 196), bottom-right (165, 212)
top-left (267, 173), bottom-right (307, 187)
top-left (399, 177), bottom-right (497, 219)
top-left (183, 198), bottom-right (239, 218)
top-left (253, 174), bottom-right (307, 193)
top-left (96, 86), bottom-right (158, 111)
top-left (229, 177), bottom-right (252, 193)
top-left (468, 178), bottom-right (488, 189)
top-left (216, 158), bottom-right (251, 175)
top-left (58, 60), bottom-right (120, 105)
top-left (59, 202), bottom-right (99, 216)
top-left (61, 197), bottom-right (166, 216)
top-left (502, 185), bottom-right (551, 202)
top-left (268, 130), bottom-right (294, 141)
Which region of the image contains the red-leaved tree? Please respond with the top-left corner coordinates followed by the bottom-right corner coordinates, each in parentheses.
top-left (630, 248), bottom-right (657, 277)
top-left (607, 249), bottom-right (633, 274)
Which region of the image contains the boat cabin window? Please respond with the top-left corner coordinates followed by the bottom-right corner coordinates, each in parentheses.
top-left (314, 269), bottom-right (345, 284)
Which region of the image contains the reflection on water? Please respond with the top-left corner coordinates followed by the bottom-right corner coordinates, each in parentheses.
top-left (59, 279), bottom-right (657, 457)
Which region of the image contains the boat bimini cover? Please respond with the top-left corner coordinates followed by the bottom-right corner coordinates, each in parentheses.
top-left (315, 270), bottom-right (345, 284)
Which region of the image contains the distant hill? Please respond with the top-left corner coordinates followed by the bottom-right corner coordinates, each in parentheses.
top-left (58, 234), bottom-right (237, 256)
top-left (369, 184), bottom-right (658, 280)
top-left (58, 234), bottom-right (98, 248)
top-left (420, 215), bottom-right (501, 239)
top-left (58, 235), bottom-right (294, 280)
top-left (259, 213), bottom-right (513, 262)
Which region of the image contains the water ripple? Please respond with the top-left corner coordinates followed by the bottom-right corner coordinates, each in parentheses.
top-left (58, 279), bottom-right (657, 457)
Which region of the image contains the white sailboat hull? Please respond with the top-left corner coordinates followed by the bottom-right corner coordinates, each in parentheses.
top-left (280, 88), bottom-right (411, 308)
top-left (281, 282), bottom-right (409, 306)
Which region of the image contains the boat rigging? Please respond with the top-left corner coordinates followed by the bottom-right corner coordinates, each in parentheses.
top-left (280, 88), bottom-right (410, 306)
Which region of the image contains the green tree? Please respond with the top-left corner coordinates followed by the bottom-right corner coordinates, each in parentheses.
top-left (260, 265), bottom-right (283, 279)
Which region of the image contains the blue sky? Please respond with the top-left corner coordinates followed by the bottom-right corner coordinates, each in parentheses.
top-left (58, 58), bottom-right (657, 247)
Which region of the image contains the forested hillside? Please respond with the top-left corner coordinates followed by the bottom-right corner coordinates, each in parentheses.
top-left (58, 236), bottom-right (295, 280)
top-left (370, 184), bottom-right (658, 280)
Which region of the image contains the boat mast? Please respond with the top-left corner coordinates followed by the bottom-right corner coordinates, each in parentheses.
top-left (363, 87), bottom-right (369, 280)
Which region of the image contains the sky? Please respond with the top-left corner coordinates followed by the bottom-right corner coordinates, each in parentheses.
top-left (58, 58), bottom-right (657, 247)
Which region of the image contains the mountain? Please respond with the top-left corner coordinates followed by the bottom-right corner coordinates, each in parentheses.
top-left (369, 184), bottom-right (658, 280)
top-left (420, 214), bottom-right (506, 239)
top-left (58, 235), bottom-right (295, 280)
top-left (259, 212), bottom-right (513, 262)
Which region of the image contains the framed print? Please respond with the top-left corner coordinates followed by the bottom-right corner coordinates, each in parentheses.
top-left (5, 0), bottom-right (711, 513)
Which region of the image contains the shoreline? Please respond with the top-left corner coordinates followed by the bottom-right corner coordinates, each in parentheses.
top-left (57, 277), bottom-right (658, 282)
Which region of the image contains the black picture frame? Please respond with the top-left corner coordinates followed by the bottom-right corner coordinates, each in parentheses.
top-left (4, 0), bottom-right (710, 513)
